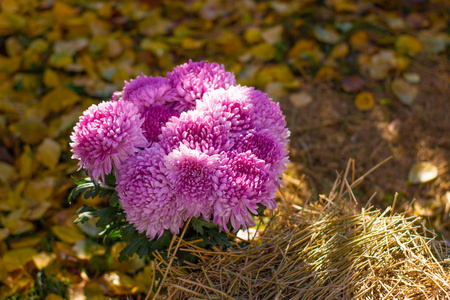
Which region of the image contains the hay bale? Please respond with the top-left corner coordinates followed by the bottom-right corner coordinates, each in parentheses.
top-left (149, 171), bottom-right (450, 299)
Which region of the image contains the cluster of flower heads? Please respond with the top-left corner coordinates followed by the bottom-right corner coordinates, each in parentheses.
top-left (71, 60), bottom-right (289, 240)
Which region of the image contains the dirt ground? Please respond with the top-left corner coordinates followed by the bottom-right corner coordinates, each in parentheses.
top-left (284, 55), bottom-right (450, 238)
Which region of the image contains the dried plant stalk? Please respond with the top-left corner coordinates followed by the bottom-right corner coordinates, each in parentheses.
top-left (149, 161), bottom-right (450, 299)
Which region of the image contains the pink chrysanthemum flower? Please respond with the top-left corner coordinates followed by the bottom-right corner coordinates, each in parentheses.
top-left (159, 110), bottom-right (232, 155)
top-left (70, 101), bottom-right (147, 185)
top-left (167, 60), bottom-right (236, 112)
top-left (116, 145), bottom-right (185, 239)
top-left (163, 144), bottom-right (219, 220)
top-left (198, 85), bottom-right (290, 143)
top-left (141, 105), bottom-right (180, 143)
top-left (232, 130), bottom-right (289, 181)
top-left (213, 152), bottom-right (277, 232)
top-left (121, 75), bottom-right (176, 108)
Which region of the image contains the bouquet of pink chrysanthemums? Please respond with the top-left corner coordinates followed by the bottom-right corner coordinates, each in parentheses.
top-left (69, 60), bottom-right (289, 260)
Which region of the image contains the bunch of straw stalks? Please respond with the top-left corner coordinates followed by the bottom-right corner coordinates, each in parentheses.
top-left (147, 161), bottom-right (450, 299)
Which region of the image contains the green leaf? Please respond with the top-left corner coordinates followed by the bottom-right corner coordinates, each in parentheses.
top-left (191, 221), bottom-right (204, 235)
top-left (191, 217), bottom-right (218, 235)
top-left (109, 192), bottom-right (119, 206)
top-left (104, 173), bottom-right (117, 187)
top-left (71, 176), bottom-right (88, 186)
top-left (84, 184), bottom-right (114, 199)
top-left (211, 230), bottom-right (231, 247)
top-left (120, 224), bottom-right (138, 240)
top-left (150, 230), bottom-right (173, 252)
top-left (76, 204), bottom-right (95, 214)
top-left (74, 205), bottom-right (95, 224)
top-left (119, 236), bottom-right (150, 262)
top-left (68, 182), bottom-right (95, 204)
top-left (118, 229), bottom-right (173, 262)
top-left (108, 229), bottom-right (121, 239)
top-left (256, 204), bottom-right (266, 217)
top-left (93, 206), bottom-right (119, 228)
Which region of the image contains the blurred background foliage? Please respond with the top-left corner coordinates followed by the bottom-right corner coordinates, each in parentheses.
top-left (0, 0), bottom-right (448, 298)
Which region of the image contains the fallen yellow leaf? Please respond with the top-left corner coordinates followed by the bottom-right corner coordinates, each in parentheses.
top-left (84, 281), bottom-right (107, 298)
top-left (367, 50), bottom-right (396, 80)
top-left (0, 55), bottom-right (21, 74)
top-left (408, 162), bottom-right (438, 184)
top-left (52, 225), bottom-right (85, 244)
top-left (418, 31), bottom-right (450, 54)
top-left (45, 294), bottom-right (64, 300)
top-left (110, 242), bottom-right (145, 274)
top-left (35, 138), bottom-right (62, 169)
top-left (330, 43), bottom-right (349, 59)
top-left (250, 43), bottom-right (276, 60)
top-left (244, 27), bottom-right (262, 44)
top-left (18, 145), bottom-right (33, 179)
top-left (48, 53), bottom-right (73, 68)
top-left (140, 38), bottom-right (169, 56)
top-left (0, 12), bottom-right (27, 35)
top-left (11, 119), bottom-right (46, 145)
top-left (73, 239), bottom-right (106, 260)
top-left (103, 271), bottom-right (138, 295)
top-left (181, 37), bottom-right (205, 50)
top-left (104, 39), bottom-right (124, 58)
top-left (52, 2), bottom-right (76, 25)
top-left (3, 247), bottom-right (38, 271)
top-left (41, 87), bottom-right (81, 113)
top-left (290, 92), bottom-right (313, 108)
top-left (10, 235), bottom-right (41, 249)
top-left (5, 36), bottom-right (23, 56)
top-left (43, 68), bottom-right (60, 87)
top-left (349, 31), bottom-right (369, 49)
top-left (23, 177), bottom-right (56, 202)
top-left (0, 228), bottom-right (10, 240)
top-left (1, 0), bottom-right (20, 13)
top-left (315, 67), bottom-right (340, 82)
top-left (98, 3), bottom-right (114, 19)
top-left (26, 202), bottom-right (52, 220)
top-left (395, 35), bottom-right (422, 56)
top-left (215, 31), bottom-right (244, 56)
top-left (0, 162), bottom-right (18, 184)
top-left (313, 25), bottom-right (340, 44)
top-left (289, 39), bottom-right (316, 57)
top-left (135, 264), bottom-right (156, 292)
top-left (26, 16), bottom-right (51, 37)
top-left (331, 0), bottom-right (356, 12)
top-left (29, 38), bottom-right (49, 53)
top-left (4, 219), bottom-right (35, 235)
top-left (391, 78), bottom-right (418, 105)
top-left (355, 92), bottom-right (375, 111)
top-left (261, 25), bottom-right (283, 45)
top-left (32, 252), bottom-right (57, 270)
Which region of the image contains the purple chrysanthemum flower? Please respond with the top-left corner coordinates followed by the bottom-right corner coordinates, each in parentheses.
top-left (112, 91), bottom-right (122, 101)
top-left (70, 101), bottom-right (147, 185)
top-left (167, 60), bottom-right (236, 112)
top-left (198, 85), bottom-right (290, 143)
top-left (117, 145), bottom-right (185, 239)
top-left (141, 105), bottom-right (180, 143)
top-left (213, 152), bottom-right (277, 232)
top-left (163, 144), bottom-right (219, 220)
top-left (232, 130), bottom-right (289, 181)
top-left (159, 110), bottom-right (233, 155)
top-left (71, 61), bottom-right (291, 242)
top-left (122, 75), bottom-right (176, 108)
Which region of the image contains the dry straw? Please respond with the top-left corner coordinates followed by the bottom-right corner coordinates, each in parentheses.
top-left (148, 160), bottom-right (450, 299)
